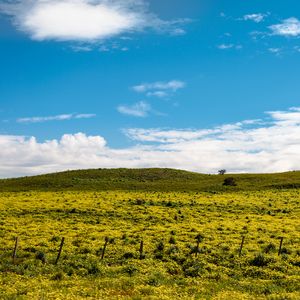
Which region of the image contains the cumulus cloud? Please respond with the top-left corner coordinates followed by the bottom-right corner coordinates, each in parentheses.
top-left (132, 80), bottom-right (186, 98)
top-left (1, 107), bottom-right (300, 178)
top-left (269, 18), bottom-right (300, 37)
top-left (117, 101), bottom-right (151, 117)
top-left (0, 0), bottom-right (188, 42)
top-left (17, 113), bottom-right (96, 123)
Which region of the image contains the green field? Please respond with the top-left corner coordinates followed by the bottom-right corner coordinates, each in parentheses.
top-left (0, 169), bottom-right (299, 299)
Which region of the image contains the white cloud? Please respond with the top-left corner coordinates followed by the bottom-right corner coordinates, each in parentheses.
top-left (0, 0), bottom-right (188, 42)
top-left (124, 119), bottom-right (262, 144)
top-left (217, 44), bottom-right (243, 50)
top-left (117, 101), bottom-right (151, 117)
top-left (17, 113), bottom-right (96, 123)
top-left (267, 108), bottom-right (300, 126)
top-left (133, 80), bottom-right (186, 93)
top-left (294, 46), bottom-right (300, 52)
top-left (268, 48), bottom-right (281, 55)
top-left (243, 13), bottom-right (266, 23)
top-left (269, 18), bottom-right (300, 37)
top-left (70, 45), bottom-right (93, 52)
top-left (132, 80), bottom-right (186, 98)
top-left (2, 107), bottom-right (300, 177)
top-left (217, 44), bottom-right (232, 49)
top-left (124, 128), bottom-right (218, 143)
top-left (146, 91), bottom-right (169, 98)
top-left (74, 113), bottom-right (97, 119)
top-left (171, 28), bottom-right (186, 36)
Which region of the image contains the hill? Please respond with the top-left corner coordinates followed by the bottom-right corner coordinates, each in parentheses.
top-left (0, 168), bottom-right (300, 192)
top-left (0, 168), bottom-right (299, 299)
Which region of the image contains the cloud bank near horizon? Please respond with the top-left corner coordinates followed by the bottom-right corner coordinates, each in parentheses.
top-left (1, 107), bottom-right (300, 178)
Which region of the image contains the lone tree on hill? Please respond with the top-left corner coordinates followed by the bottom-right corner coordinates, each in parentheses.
top-left (218, 169), bottom-right (226, 175)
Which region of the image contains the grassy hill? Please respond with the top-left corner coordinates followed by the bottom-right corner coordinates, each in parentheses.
top-left (1, 168), bottom-right (300, 192)
top-left (0, 168), bottom-right (300, 299)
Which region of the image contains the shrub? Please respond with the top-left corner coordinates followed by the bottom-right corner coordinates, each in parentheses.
top-left (24, 247), bottom-right (37, 253)
top-left (195, 233), bottom-right (204, 243)
top-left (50, 236), bottom-right (60, 242)
top-left (135, 199), bottom-right (146, 205)
top-left (156, 240), bottom-right (165, 251)
top-left (122, 252), bottom-right (135, 259)
top-left (154, 240), bottom-right (165, 259)
top-left (264, 243), bottom-right (276, 254)
top-left (166, 245), bottom-right (179, 255)
top-left (169, 236), bottom-right (176, 244)
top-left (250, 253), bottom-right (270, 267)
top-left (147, 272), bottom-right (165, 286)
top-left (88, 263), bottom-right (101, 275)
top-left (280, 247), bottom-right (292, 255)
top-left (35, 251), bottom-right (46, 263)
top-left (78, 247), bottom-right (92, 254)
top-left (52, 271), bottom-right (64, 281)
top-left (123, 265), bottom-right (138, 276)
top-left (183, 259), bottom-right (206, 277)
top-left (223, 177), bottom-right (237, 186)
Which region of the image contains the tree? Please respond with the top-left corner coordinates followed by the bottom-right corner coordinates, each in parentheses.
top-left (218, 169), bottom-right (226, 175)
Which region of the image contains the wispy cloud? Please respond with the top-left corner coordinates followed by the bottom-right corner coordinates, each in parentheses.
top-left (269, 18), bottom-right (300, 37)
top-left (268, 47), bottom-right (282, 55)
top-left (218, 44), bottom-right (234, 49)
top-left (294, 46), bottom-right (300, 53)
top-left (125, 119), bottom-right (262, 144)
top-left (132, 80), bottom-right (186, 98)
top-left (242, 13), bottom-right (267, 23)
top-left (217, 44), bottom-right (242, 50)
top-left (1, 107), bottom-right (300, 177)
top-left (17, 113), bottom-right (96, 124)
top-left (70, 45), bottom-right (93, 52)
top-left (0, 0), bottom-right (189, 43)
top-left (117, 101), bottom-right (151, 117)
top-left (117, 80), bottom-right (184, 118)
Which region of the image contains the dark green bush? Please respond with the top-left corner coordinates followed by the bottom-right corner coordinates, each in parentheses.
top-left (122, 252), bottom-right (135, 259)
top-left (169, 236), bottom-right (176, 244)
top-left (250, 253), bottom-right (270, 267)
top-left (264, 243), bottom-right (276, 254)
top-left (223, 177), bottom-right (237, 186)
top-left (123, 265), bottom-right (138, 276)
top-left (35, 251), bottom-right (46, 263)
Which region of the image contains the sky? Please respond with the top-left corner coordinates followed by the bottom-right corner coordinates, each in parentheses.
top-left (1, 0), bottom-right (300, 178)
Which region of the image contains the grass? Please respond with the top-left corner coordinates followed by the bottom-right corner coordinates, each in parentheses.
top-left (0, 168), bottom-right (299, 299)
top-left (1, 168), bottom-right (300, 192)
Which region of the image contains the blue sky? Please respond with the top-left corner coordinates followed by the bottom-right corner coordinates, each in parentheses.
top-left (1, 0), bottom-right (300, 177)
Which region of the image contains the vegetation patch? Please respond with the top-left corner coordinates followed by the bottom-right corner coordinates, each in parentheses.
top-left (0, 169), bottom-right (299, 299)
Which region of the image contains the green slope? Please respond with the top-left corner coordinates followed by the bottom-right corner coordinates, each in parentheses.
top-left (1, 168), bottom-right (300, 192)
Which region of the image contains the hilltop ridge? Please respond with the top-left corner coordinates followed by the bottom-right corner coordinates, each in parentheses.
top-left (0, 168), bottom-right (300, 192)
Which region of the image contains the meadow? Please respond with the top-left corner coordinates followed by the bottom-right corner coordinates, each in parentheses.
top-left (0, 169), bottom-right (299, 299)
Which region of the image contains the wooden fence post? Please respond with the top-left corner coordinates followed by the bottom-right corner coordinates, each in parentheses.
top-left (101, 237), bottom-right (109, 260)
top-left (55, 237), bottom-right (65, 265)
top-left (12, 237), bottom-right (19, 264)
top-left (195, 234), bottom-right (204, 257)
top-left (239, 236), bottom-right (245, 257)
top-left (195, 240), bottom-right (200, 257)
top-left (278, 237), bottom-right (284, 256)
top-left (139, 240), bottom-right (144, 259)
